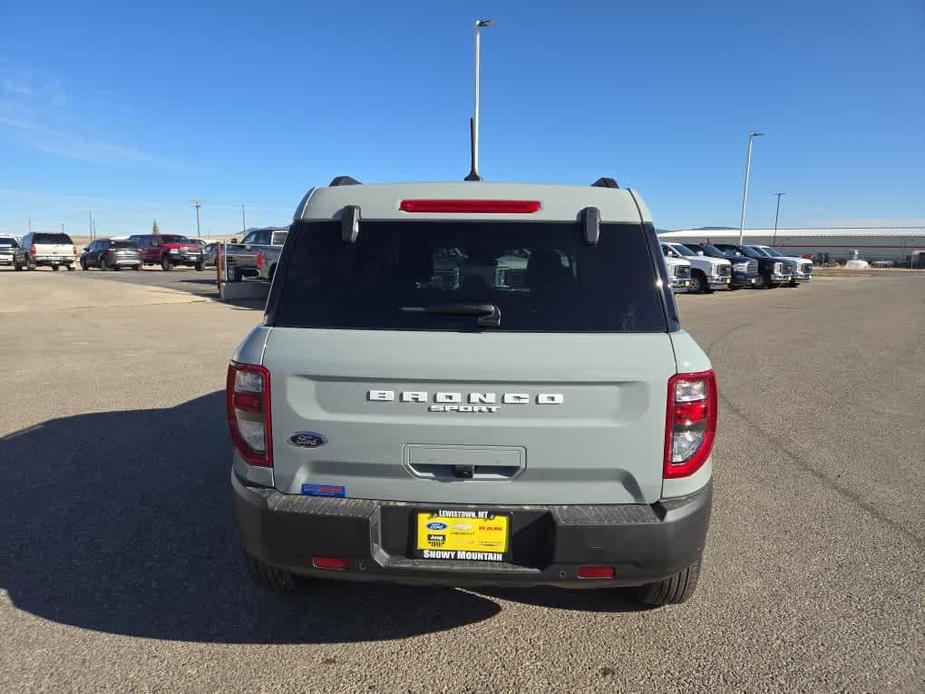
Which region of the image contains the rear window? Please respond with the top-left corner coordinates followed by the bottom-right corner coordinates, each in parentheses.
top-left (271, 221), bottom-right (667, 332)
top-left (272, 231), bottom-right (288, 245)
top-left (159, 235), bottom-right (189, 243)
top-left (34, 233), bottom-right (73, 244)
top-left (112, 241), bottom-right (136, 249)
top-left (0, 237), bottom-right (18, 247)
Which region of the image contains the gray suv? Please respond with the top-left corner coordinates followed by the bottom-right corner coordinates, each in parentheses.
top-left (229, 177), bottom-right (716, 606)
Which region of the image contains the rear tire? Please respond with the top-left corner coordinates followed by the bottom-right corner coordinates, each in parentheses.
top-left (194, 262), bottom-right (204, 271)
top-left (638, 559), bottom-right (701, 607)
top-left (80, 259), bottom-right (88, 271)
top-left (134, 264), bottom-right (142, 271)
top-left (244, 553), bottom-right (295, 592)
top-left (161, 256), bottom-right (173, 271)
top-left (100, 257), bottom-right (109, 271)
top-left (14, 261), bottom-right (22, 271)
top-left (52, 264), bottom-right (60, 271)
top-left (66, 264), bottom-right (75, 271)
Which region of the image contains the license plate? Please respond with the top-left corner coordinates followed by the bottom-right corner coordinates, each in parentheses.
top-left (415, 511), bottom-right (510, 561)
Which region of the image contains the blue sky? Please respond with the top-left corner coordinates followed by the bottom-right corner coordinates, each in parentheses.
top-left (1, 0), bottom-right (923, 237)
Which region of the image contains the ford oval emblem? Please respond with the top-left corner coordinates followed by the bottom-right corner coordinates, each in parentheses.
top-left (426, 521), bottom-right (448, 531)
top-left (289, 431), bottom-right (327, 448)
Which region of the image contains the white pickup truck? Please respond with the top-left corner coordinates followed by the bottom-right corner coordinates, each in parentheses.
top-left (661, 248), bottom-right (692, 292)
top-left (661, 242), bottom-right (732, 293)
top-left (0, 236), bottom-right (19, 266)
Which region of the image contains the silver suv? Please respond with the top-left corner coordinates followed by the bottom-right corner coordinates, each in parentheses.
top-left (229, 177), bottom-right (716, 606)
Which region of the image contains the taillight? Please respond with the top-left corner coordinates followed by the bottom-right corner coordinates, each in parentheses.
top-left (399, 199), bottom-right (541, 214)
top-left (226, 362), bottom-right (272, 467)
top-left (664, 370), bottom-right (717, 478)
top-left (72, 245), bottom-right (77, 255)
top-left (30, 245), bottom-right (36, 256)
top-left (256, 252), bottom-right (263, 270)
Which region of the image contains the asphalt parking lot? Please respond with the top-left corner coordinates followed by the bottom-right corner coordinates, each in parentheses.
top-left (0, 268), bottom-right (922, 692)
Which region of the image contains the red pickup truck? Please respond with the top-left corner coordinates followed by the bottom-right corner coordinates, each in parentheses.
top-left (128, 234), bottom-right (204, 271)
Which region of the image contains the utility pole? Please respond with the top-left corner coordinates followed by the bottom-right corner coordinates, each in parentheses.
top-left (191, 200), bottom-right (202, 239)
top-left (61, 222), bottom-right (65, 234)
top-left (465, 18), bottom-right (495, 181)
top-left (28, 217), bottom-right (33, 234)
top-left (241, 204), bottom-right (246, 235)
top-left (89, 211), bottom-right (94, 241)
top-left (772, 192), bottom-right (786, 246)
top-left (738, 131), bottom-right (764, 245)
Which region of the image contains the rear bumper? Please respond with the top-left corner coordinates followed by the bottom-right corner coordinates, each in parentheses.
top-left (33, 255), bottom-right (75, 265)
top-left (232, 470), bottom-right (712, 588)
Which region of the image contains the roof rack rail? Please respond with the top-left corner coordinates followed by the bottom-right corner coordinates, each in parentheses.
top-left (329, 176), bottom-right (362, 187)
top-left (591, 177), bottom-right (619, 189)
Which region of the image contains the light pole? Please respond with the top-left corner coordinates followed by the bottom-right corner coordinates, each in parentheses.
top-left (241, 204), bottom-right (246, 235)
top-left (465, 18), bottom-right (494, 182)
top-left (191, 200), bottom-right (202, 239)
top-left (772, 192), bottom-right (785, 246)
top-left (738, 131), bottom-right (764, 245)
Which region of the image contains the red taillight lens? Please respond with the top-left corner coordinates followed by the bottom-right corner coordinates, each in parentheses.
top-left (226, 362), bottom-right (272, 467)
top-left (72, 245), bottom-right (77, 255)
top-left (312, 556), bottom-right (349, 571)
top-left (664, 370), bottom-right (717, 479)
top-left (256, 252), bottom-right (263, 270)
top-left (30, 245), bottom-right (36, 255)
top-left (399, 199), bottom-right (541, 214)
top-left (577, 566), bottom-right (615, 579)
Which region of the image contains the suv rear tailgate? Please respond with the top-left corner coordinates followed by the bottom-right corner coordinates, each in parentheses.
top-left (264, 329), bottom-right (674, 505)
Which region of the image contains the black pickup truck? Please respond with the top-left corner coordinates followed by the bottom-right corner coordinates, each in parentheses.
top-left (713, 243), bottom-right (792, 289)
top-left (685, 243), bottom-right (758, 289)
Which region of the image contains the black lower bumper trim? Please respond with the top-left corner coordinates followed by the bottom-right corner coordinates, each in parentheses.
top-left (232, 471), bottom-right (712, 588)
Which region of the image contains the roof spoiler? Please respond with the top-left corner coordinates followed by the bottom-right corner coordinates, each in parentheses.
top-left (591, 177), bottom-right (619, 189)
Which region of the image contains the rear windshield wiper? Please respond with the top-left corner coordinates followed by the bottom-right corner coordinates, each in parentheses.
top-left (400, 303), bottom-right (501, 328)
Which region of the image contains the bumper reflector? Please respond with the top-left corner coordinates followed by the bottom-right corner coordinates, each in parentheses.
top-left (312, 556), bottom-right (349, 571)
top-left (577, 566), bottom-right (615, 579)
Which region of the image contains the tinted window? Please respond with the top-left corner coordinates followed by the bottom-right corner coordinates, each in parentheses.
top-left (159, 235), bottom-right (189, 243)
top-left (112, 240), bottom-right (135, 249)
top-left (34, 233), bottom-right (73, 244)
top-left (696, 244), bottom-right (725, 259)
top-left (272, 231), bottom-right (288, 245)
top-left (716, 244), bottom-right (760, 259)
top-left (745, 245), bottom-right (771, 257)
top-left (271, 221), bottom-right (667, 333)
top-left (0, 237), bottom-right (18, 247)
